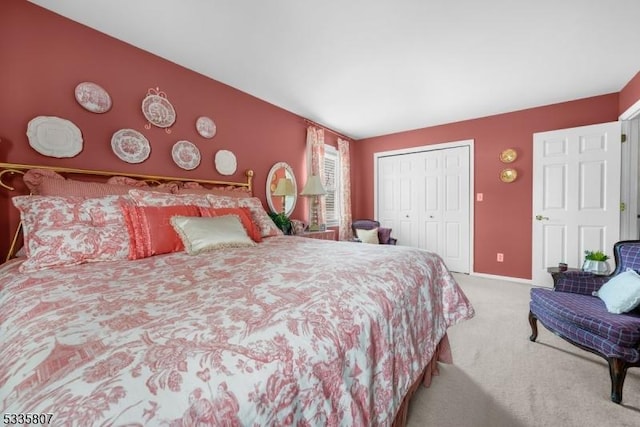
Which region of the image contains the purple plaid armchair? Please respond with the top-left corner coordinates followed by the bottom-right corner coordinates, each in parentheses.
top-left (351, 219), bottom-right (397, 245)
top-left (529, 240), bottom-right (640, 404)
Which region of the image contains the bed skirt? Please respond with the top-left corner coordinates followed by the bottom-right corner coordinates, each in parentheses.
top-left (391, 334), bottom-right (453, 427)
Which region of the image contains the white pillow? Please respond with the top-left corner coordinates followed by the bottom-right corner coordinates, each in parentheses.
top-left (356, 228), bottom-right (379, 244)
top-left (171, 215), bottom-right (255, 255)
top-left (594, 268), bottom-right (640, 314)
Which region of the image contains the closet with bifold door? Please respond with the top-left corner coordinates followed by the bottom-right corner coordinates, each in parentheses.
top-left (375, 141), bottom-right (472, 273)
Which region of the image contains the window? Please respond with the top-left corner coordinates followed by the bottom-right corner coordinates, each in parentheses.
top-left (323, 145), bottom-right (341, 227)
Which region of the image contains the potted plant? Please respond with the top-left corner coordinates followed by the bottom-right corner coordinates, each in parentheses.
top-left (268, 212), bottom-right (292, 235)
top-left (582, 250), bottom-right (610, 275)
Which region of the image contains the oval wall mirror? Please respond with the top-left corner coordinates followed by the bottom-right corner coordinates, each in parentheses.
top-left (266, 162), bottom-right (297, 217)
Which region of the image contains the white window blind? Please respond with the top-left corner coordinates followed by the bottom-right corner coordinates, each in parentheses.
top-left (323, 145), bottom-right (340, 227)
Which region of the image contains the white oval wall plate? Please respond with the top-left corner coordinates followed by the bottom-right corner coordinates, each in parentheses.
top-left (27, 116), bottom-right (83, 158)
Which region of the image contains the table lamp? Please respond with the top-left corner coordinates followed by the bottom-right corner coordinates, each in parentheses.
top-left (300, 175), bottom-right (326, 231)
top-left (272, 177), bottom-right (295, 215)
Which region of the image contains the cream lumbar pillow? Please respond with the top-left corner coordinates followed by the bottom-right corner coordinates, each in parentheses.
top-left (356, 227), bottom-right (379, 244)
top-left (171, 214), bottom-right (255, 255)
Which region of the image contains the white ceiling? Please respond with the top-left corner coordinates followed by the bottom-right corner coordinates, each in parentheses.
top-left (28, 0), bottom-right (640, 139)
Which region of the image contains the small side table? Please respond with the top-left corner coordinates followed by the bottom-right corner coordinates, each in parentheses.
top-left (297, 230), bottom-right (336, 241)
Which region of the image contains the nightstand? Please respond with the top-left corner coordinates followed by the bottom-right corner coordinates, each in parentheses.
top-left (297, 230), bottom-right (336, 240)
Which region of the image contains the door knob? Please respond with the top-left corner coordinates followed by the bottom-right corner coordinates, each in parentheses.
top-left (429, 215), bottom-right (434, 218)
top-left (405, 214), bottom-right (410, 218)
top-left (535, 215), bottom-right (549, 221)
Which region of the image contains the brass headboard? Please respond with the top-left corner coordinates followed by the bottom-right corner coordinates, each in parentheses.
top-left (0, 162), bottom-right (255, 261)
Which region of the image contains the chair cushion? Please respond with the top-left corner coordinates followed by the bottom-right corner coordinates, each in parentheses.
top-left (530, 288), bottom-right (640, 348)
top-left (531, 299), bottom-right (640, 363)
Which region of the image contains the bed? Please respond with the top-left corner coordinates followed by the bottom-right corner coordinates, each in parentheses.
top-left (0, 163), bottom-right (474, 426)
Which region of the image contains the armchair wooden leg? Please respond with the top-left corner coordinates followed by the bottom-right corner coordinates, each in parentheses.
top-left (528, 311), bottom-right (538, 342)
top-left (608, 358), bottom-right (628, 404)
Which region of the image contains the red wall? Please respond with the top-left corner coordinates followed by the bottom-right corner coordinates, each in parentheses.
top-left (620, 71), bottom-right (640, 115)
top-left (0, 0), bottom-right (338, 258)
top-left (352, 94), bottom-right (620, 279)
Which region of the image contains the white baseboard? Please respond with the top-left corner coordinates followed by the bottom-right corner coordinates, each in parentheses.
top-left (466, 271), bottom-right (532, 285)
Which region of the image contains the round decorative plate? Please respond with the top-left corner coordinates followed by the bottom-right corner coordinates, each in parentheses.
top-left (500, 168), bottom-right (518, 183)
top-left (111, 129), bottom-right (151, 164)
top-left (27, 116), bottom-right (83, 158)
top-left (141, 94), bottom-right (176, 128)
top-left (215, 149), bottom-right (237, 175)
top-left (172, 140), bottom-right (201, 170)
top-left (499, 148), bottom-right (517, 163)
top-left (74, 82), bottom-right (112, 113)
top-left (196, 116), bottom-right (216, 138)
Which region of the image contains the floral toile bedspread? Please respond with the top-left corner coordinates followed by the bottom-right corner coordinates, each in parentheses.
top-left (0, 236), bottom-right (474, 426)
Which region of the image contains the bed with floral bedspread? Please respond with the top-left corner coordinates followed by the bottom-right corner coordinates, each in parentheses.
top-left (0, 236), bottom-right (473, 426)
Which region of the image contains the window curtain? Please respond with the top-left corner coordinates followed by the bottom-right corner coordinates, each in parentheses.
top-left (338, 138), bottom-right (353, 240)
top-left (306, 126), bottom-right (326, 225)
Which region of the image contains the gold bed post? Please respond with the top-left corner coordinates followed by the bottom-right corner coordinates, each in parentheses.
top-left (6, 222), bottom-right (22, 263)
top-left (0, 167), bottom-right (27, 262)
top-left (246, 169), bottom-right (254, 195)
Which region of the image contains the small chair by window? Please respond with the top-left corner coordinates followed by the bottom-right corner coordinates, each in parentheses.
top-left (351, 219), bottom-right (397, 245)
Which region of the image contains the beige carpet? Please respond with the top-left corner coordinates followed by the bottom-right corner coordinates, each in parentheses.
top-left (406, 273), bottom-right (640, 427)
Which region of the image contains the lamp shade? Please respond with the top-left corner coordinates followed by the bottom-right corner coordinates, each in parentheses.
top-left (300, 175), bottom-right (326, 196)
top-left (272, 178), bottom-right (295, 196)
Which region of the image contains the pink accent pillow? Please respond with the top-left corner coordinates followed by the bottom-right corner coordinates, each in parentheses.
top-left (23, 169), bottom-right (173, 197)
top-left (122, 204), bottom-right (201, 259)
top-left (175, 185), bottom-right (251, 198)
top-left (12, 195), bottom-right (132, 272)
top-left (23, 169), bottom-right (64, 194)
top-left (129, 189), bottom-right (213, 208)
top-left (107, 176), bottom-right (179, 193)
top-left (106, 176), bottom-right (151, 187)
top-left (199, 207), bottom-right (263, 243)
top-left (235, 197), bottom-right (282, 238)
top-left (38, 178), bottom-right (134, 196)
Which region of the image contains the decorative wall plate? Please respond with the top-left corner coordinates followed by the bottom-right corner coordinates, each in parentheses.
top-left (74, 82), bottom-right (112, 113)
top-left (215, 149), bottom-right (237, 175)
top-left (27, 116), bottom-right (83, 158)
top-left (196, 116), bottom-right (216, 138)
top-left (142, 93), bottom-right (176, 128)
top-left (111, 129), bottom-right (151, 164)
top-left (499, 148), bottom-right (517, 163)
top-left (172, 140), bottom-right (201, 170)
top-left (500, 168), bottom-right (518, 183)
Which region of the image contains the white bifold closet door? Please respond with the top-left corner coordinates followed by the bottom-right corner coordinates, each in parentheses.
top-left (377, 145), bottom-right (470, 273)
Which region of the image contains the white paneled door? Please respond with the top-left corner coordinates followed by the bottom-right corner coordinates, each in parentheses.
top-left (378, 151), bottom-right (420, 248)
top-left (377, 145), bottom-right (470, 273)
top-left (532, 122), bottom-right (621, 287)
